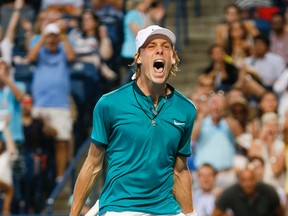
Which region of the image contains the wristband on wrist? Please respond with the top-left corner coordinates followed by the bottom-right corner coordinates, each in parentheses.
top-left (185, 210), bottom-right (197, 216)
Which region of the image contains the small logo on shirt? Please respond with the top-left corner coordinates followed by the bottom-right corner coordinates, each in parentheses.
top-left (174, 120), bottom-right (186, 126)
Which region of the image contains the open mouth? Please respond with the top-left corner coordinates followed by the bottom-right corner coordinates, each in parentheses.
top-left (153, 60), bottom-right (164, 72)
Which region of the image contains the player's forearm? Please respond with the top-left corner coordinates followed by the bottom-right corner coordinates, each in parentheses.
top-left (173, 165), bottom-right (194, 214)
top-left (70, 149), bottom-right (104, 216)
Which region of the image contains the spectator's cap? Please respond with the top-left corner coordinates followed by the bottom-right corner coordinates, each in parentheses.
top-left (44, 23), bottom-right (60, 35)
top-left (135, 25), bottom-right (176, 51)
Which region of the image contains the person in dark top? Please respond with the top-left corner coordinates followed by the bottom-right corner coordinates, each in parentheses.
top-left (212, 163), bottom-right (283, 216)
top-left (204, 44), bottom-right (238, 93)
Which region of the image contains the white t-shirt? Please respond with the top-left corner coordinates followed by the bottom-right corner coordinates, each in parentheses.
top-left (0, 37), bottom-right (13, 65)
top-left (0, 150), bottom-right (13, 185)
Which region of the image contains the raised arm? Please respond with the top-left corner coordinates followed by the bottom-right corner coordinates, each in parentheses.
top-left (69, 143), bottom-right (105, 216)
top-left (5, 0), bottom-right (24, 43)
top-left (173, 155), bottom-right (195, 215)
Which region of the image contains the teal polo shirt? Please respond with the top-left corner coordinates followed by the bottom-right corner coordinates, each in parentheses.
top-left (91, 81), bottom-right (197, 215)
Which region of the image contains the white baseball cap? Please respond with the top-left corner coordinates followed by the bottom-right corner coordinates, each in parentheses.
top-left (135, 25), bottom-right (176, 51)
top-left (44, 23), bottom-right (60, 35)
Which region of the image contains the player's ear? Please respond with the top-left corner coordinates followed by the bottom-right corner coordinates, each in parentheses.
top-left (135, 52), bottom-right (141, 64)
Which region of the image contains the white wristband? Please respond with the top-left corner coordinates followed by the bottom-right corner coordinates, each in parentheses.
top-left (185, 210), bottom-right (197, 216)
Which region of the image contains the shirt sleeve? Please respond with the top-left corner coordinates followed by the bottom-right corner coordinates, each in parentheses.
top-left (0, 37), bottom-right (13, 66)
top-left (90, 96), bottom-right (111, 147)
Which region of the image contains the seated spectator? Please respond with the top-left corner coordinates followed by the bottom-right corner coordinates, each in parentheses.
top-left (0, 114), bottom-right (18, 216)
top-left (248, 112), bottom-right (286, 192)
top-left (212, 164), bottom-right (283, 216)
top-left (215, 3), bottom-right (259, 46)
top-left (193, 163), bottom-right (221, 216)
top-left (245, 35), bottom-right (285, 90)
top-left (247, 91), bottom-right (279, 138)
top-left (27, 23), bottom-right (75, 182)
top-left (192, 92), bottom-right (243, 189)
top-left (225, 20), bottom-right (254, 68)
top-left (270, 12), bottom-right (288, 66)
top-left (203, 44), bottom-right (239, 92)
top-left (249, 156), bottom-right (287, 209)
top-left (68, 9), bottom-right (117, 82)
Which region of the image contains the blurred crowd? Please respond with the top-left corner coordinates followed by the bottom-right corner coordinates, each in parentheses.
top-left (189, 1), bottom-right (288, 215)
top-left (0, 0), bottom-right (288, 215)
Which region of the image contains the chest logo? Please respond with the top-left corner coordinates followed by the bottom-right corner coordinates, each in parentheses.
top-left (174, 120), bottom-right (186, 126)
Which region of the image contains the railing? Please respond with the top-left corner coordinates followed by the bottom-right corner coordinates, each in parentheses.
top-left (45, 138), bottom-right (91, 216)
top-left (162, 0), bottom-right (190, 52)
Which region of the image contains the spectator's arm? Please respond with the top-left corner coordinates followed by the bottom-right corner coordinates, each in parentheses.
top-left (172, 155), bottom-right (194, 214)
top-left (0, 64), bottom-right (25, 101)
top-left (27, 35), bottom-right (45, 62)
top-left (60, 34), bottom-right (75, 62)
top-left (273, 69), bottom-right (288, 94)
top-left (98, 25), bottom-right (113, 60)
top-left (5, 0), bottom-right (24, 43)
top-left (225, 116), bottom-right (243, 137)
top-left (3, 115), bottom-right (18, 156)
top-left (191, 114), bottom-right (205, 141)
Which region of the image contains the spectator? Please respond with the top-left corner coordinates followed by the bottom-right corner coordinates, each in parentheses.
top-left (192, 92), bottom-right (243, 189)
top-left (247, 91), bottom-right (279, 138)
top-left (249, 156), bottom-right (287, 209)
top-left (21, 94), bottom-right (57, 213)
top-left (215, 3), bottom-right (258, 46)
top-left (0, 114), bottom-right (18, 216)
top-left (193, 163), bottom-right (221, 216)
top-left (248, 112), bottom-right (286, 192)
top-left (27, 23), bottom-right (75, 182)
top-left (120, 0), bottom-right (165, 84)
top-left (68, 9), bottom-right (117, 81)
top-left (0, 0), bottom-right (25, 65)
top-left (212, 163), bottom-right (283, 216)
top-left (225, 20), bottom-right (254, 68)
top-left (270, 12), bottom-right (288, 66)
top-left (203, 44), bottom-right (239, 92)
top-left (245, 35), bottom-right (285, 90)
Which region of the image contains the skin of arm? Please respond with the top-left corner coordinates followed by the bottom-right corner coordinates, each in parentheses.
top-left (3, 115), bottom-right (18, 156)
top-left (98, 26), bottom-right (113, 60)
top-left (70, 143), bottom-right (105, 216)
top-left (27, 35), bottom-right (45, 62)
top-left (172, 155), bottom-right (194, 214)
top-left (60, 34), bottom-right (76, 62)
top-left (5, 0), bottom-right (24, 44)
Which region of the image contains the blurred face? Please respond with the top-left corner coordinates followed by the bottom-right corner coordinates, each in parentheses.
top-left (271, 15), bottom-right (285, 33)
top-left (225, 6), bottom-right (240, 23)
top-left (230, 21), bottom-right (245, 39)
top-left (254, 39), bottom-right (268, 58)
top-left (239, 169), bottom-right (257, 196)
top-left (230, 103), bottom-right (248, 124)
top-left (210, 46), bottom-right (225, 63)
top-left (137, 34), bottom-right (175, 85)
top-left (259, 92), bottom-right (278, 114)
top-left (208, 94), bottom-right (226, 120)
top-left (45, 34), bottom-right (59, 52)
top-left (198, 77), bottom-right (214, 96)
top-left (226, 89), bottom-right (245, 105)
top-left (262, 118), bottom-right (279, 137)
top-left (21, 95), bottom-right (33, 115)
top-left (251, 160), bottom-right (264, 181)
top-left (82, 12), bottom-right (98, 32)
top-left (198, 165), bottom-right (216, 192)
